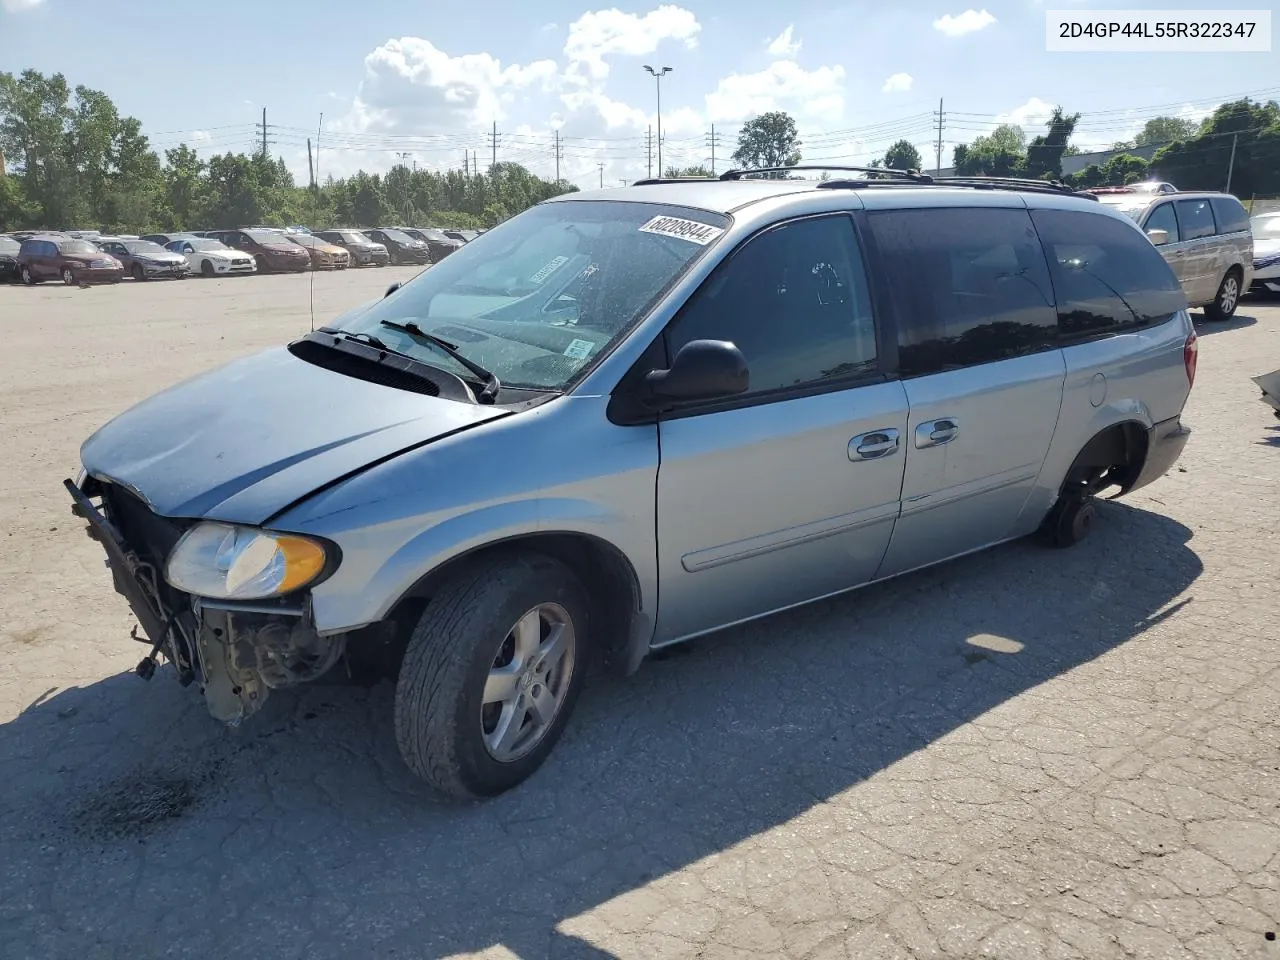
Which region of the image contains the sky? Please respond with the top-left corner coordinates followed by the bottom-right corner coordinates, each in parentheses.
top-left (2, 0), bottom-right (1278, 190)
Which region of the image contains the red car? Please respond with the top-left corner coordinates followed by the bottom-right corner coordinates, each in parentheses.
top-left (198, 228), bottom-right (310, 273)
top-left (17, 235), bottom-right (124, 285)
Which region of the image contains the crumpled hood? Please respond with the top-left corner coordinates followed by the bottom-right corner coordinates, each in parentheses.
top-left (80, 345), bottom-right (506, 525)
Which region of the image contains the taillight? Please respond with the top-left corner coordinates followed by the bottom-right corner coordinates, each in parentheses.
top-left (1183, 331), bottom-right (1198, 389)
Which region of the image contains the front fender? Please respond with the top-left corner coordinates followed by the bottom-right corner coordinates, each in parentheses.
top-left (304, 496), bottom-right (655, 641)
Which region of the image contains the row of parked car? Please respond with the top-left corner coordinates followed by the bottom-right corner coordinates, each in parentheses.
top-left (0, 224), bottom-right (484, 285)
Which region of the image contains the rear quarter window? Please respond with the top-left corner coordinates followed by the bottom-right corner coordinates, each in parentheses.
top-left (1029, 208), bottom-right (1187, 343)
top-left (867, 207), bottom-right (1059, 376)
top-left (1210, 196), bottom-right (1250, 234)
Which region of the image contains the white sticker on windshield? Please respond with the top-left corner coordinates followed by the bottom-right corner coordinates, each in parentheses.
top-left (563, 338), bottom-right (595, 360)
top-left (638, 216), bottom-right (725, 246)
top-left (529, 256), bottom-right (568, 284)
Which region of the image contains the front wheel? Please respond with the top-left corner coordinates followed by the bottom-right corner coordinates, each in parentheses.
top-left (1203, 269), bottom-right (1241, 321)
top-left (62, 266), bottom-right (76, 285)
top-left (132, 264), bottom-right (145, 282)
top-left (394, 554), bottom-right (590, 800)
top-left (200, 259), bottom-right (215, 278)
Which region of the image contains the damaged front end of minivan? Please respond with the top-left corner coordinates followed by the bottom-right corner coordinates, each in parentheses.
top-left (66, 474), bottom-right (351, 724)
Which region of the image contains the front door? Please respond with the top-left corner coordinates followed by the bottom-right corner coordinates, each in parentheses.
top-left (652, 213), bottom-right (908, 644)
top-left (1143, 201), bottom-right (1191, 292)
top-left (866, 206), bottom-right (1067, 578)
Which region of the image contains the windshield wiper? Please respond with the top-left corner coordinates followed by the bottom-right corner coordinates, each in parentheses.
top-left (379, 319), bottom-right (501, 403)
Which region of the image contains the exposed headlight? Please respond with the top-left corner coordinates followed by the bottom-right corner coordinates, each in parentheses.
top-left (165, 522), bottom-right (334, 600)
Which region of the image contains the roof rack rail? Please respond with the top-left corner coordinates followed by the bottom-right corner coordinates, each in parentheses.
top-left (719, 164), bottom-right (933, 183)
top-left (630, 176), bottom-right (716, 186)
top-left (934, 175), bottom-right (1098, 200)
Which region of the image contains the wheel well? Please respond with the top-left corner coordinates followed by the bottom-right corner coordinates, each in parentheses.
top-left (1061, 421), bottom-right (1150, 497)
top-left (380, 533), bottom-right (642, 675)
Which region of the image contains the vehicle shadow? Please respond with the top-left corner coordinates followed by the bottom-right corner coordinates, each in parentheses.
top-left (0, 501), bottom-right (1202, 960)
top-left (1192, 311), bottom-right (1257, 335)
top-left (1258, 424), bottom-right (1280, 447)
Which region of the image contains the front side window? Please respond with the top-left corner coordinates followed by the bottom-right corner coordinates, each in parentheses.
top-left (1144, 203), bottom-right (1179, 244)
top-left (665, 214), bottom-right (878, 395)
top-left (1175, 199), bottom-right (1216, 240)
top-left (1030, 208), bottom-right (1187, 341)
top-left (868, 207), bottom-right (1058, 376)
top-left (335, 200), bottom-right (729, 391)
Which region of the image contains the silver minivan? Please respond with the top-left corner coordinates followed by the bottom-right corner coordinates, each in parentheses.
top-left (66, 171), bottom-right (1196, 799)
top-left (1092, 188), bottom-right (1254, 320)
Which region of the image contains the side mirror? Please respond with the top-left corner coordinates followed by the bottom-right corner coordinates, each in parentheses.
top-left (643, 339), bottom-right (749, 405)
top-left (1147, 228), bottom-right (1170, 245)
top-left (385, 282), bottom-right (401, 298)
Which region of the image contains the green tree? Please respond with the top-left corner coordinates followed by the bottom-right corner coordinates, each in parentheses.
top-left (0, 69), bottom-right (77, 227)
top-left (1151, 99), bottom-right (1280, 195)
top-left (732, 111), bottom-right (801, 174)
top-left (1025, 106), bottom-right (1080, 180)
top-left (664, 165), bottom-right (712, 177)
top-left (1135, 115), bottom-right (1201, 146)
top-left (883, 139), bottom-right (923, 171)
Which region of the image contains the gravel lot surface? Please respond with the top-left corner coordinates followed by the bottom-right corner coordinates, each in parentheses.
top-left (1, 270), bottom-right (1278, 960)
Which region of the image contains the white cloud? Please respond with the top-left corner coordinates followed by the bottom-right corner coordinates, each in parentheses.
top-left (882, 72), bottom-right (914, 93)
top-left (1, 0), bottom-right (46, 11)
top-left (933, 9), bottom-right (997, 36)
top-left (996, 96), bottom-right (1056, 129)
top-left (540, 22), bottom-right (558, 32)
top-left (191, 130), bottom-right (211, 142)
top-left (563, 5), bottom-right (700, 82)
top-left (705, 60), bottom-right (846, 126)
top-left (353, 37), bottom-right (557, 134)
top-left (766, 25), bottom-right (802, 59)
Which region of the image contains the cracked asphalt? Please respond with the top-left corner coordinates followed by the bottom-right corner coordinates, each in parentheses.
top-left (1, 271), bottom-right (1278, 960)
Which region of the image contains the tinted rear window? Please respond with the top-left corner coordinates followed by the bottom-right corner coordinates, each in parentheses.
top-left (1029, 208), bottom-right (1187, 342)
top-left (868, 207), bottom-right (1059, 375)
top-left (1210, 196), bottom-right (1250, 234)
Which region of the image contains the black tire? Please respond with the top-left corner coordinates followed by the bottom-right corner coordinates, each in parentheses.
top-left (200, 259), bottom-right (215, 278)
top-left (20, 265), bottom-right (36, 285)
top-left (61, 266), bottom-right (75, 285)
top-left (394, 553), bottom-right (590, 800)
top-left (1203, 268), bottom-right (1242, 321)
top-left (1042, 493), bottom-right (1097, 548)
top-left (254, 254), bottom-right (268, 273)
top-left (132, 263), bottom-right (145, 282)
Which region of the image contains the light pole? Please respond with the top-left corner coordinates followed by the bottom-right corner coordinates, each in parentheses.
top-left (643, 65), bottom-right (672, 176)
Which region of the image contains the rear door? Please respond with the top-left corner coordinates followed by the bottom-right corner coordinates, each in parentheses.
top-left (651, 212), bottom-right (909, 644)
top-left (1173, 198), bottom-right (1219, 304)
top-left (865, 204), bottom-right (1066, 579)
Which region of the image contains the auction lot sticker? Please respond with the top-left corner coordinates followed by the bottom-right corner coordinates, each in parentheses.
top-left (639, 216), bottom-right (726, 246)
top-left (1046, 9), bottom-right (1271, 51)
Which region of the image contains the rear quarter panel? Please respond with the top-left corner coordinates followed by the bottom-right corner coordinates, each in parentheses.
top-left (1015, 310), bottom-right (1193, 531)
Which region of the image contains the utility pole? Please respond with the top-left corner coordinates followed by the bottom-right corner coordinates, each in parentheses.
top-left (598, 162), bottom-right (605, 187)
top-left (1226, 132), bottom-right (1239, 193)
top-left (646, 126), bottom-right (653, 178)
top-left (307, 139), bottom-right (314, 190)
top-left (256, 107), bottom-right (274, 159)
top-left (553, 130), bottom-right (563, 182)
top-left (706, 123), bottom-right (723, 176)
top-left (463, 152), bottom-right (469, 177)
top-left (488, 122), bottom-right (501, 172)
top-left (934, 98), bottom-right (945, 176)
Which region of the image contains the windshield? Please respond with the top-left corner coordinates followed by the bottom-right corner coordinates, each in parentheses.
top-left (335, 231), bottom-right (368, 244)
top-left (1252, 216), bottom-right (1280, 240)
top-left (184, 238), bottom-right (230, 252)
top-left (1095, 196), bottom-right (1150, 222)
top-left (125, 240), bottom-right (169, 256)
top-left (0, 237), bottom-right (18, 254)
top-left (59, 239), bottom-right (99, 255)
top-left (246, 229), bottom-right (287, 244)
top-left (335, 200), bottom-right (729, 391)
top-left (381, 228), bottom-right (416, 244)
